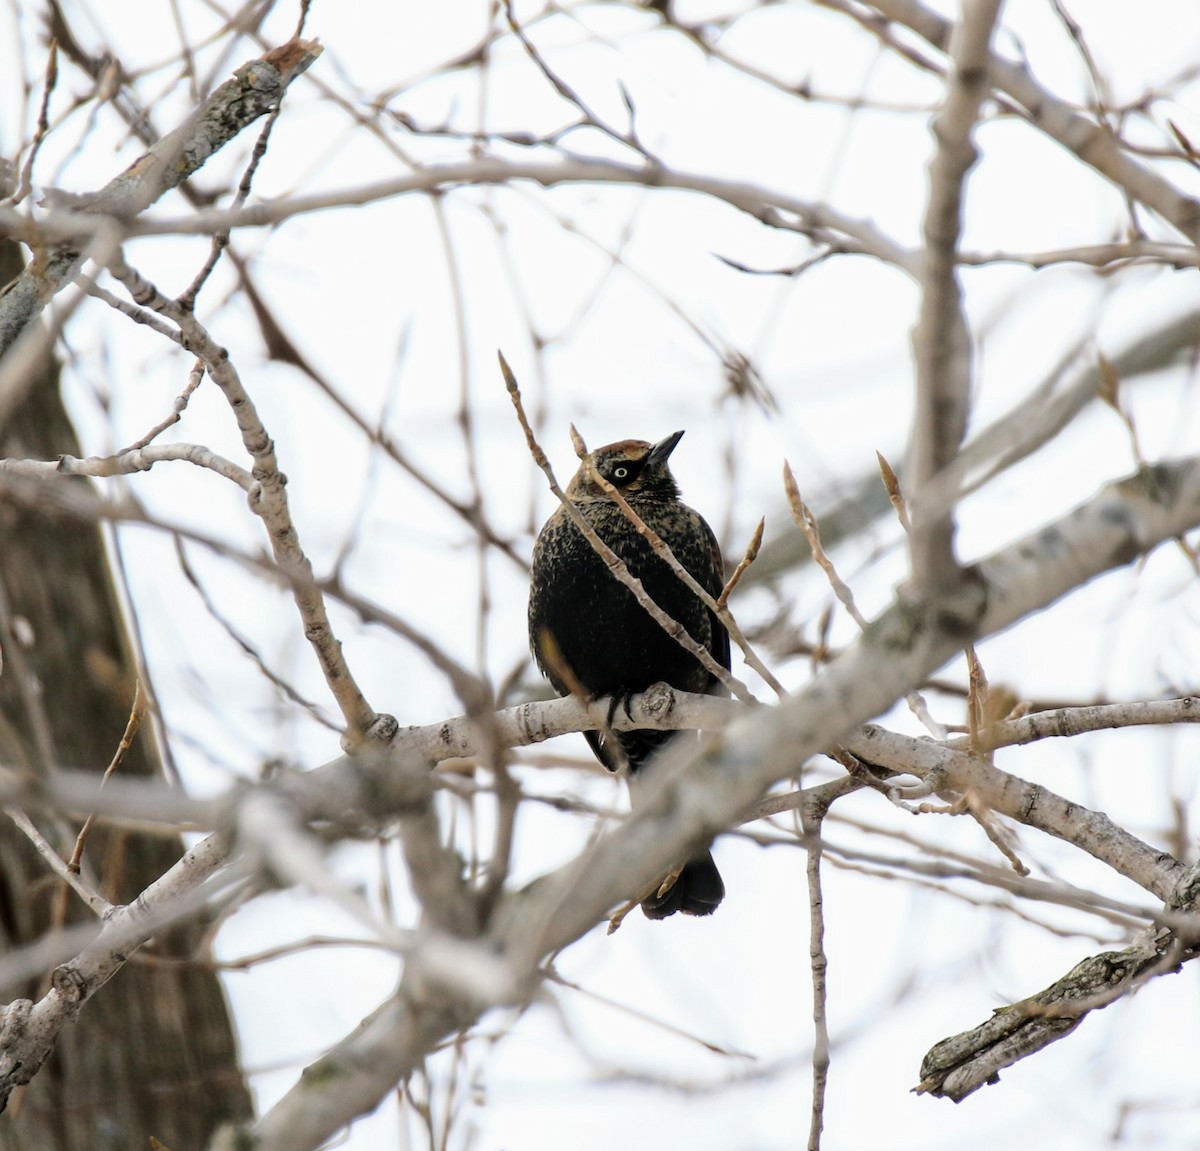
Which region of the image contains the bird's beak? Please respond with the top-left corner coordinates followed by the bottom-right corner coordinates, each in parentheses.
top-left (647, 430), bottom-right (684, 467)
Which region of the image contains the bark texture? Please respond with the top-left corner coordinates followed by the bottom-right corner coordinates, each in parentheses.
top-left (0, 241), bottom-right (253, 1150)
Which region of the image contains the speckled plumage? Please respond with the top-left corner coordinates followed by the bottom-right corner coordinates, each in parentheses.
top-left (528, 431), bottom-right (730, 918)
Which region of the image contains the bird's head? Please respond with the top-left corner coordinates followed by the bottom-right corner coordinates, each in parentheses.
top-left (566, 430), bottom-right (685, 500)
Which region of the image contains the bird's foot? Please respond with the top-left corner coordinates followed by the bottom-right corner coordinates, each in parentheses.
top-left (602, 689), bottom-right (640, 729)
top-left (608, 865), bottom-right (685, 932)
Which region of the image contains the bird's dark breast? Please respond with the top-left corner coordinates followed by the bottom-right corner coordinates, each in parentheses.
top-left (529, 483), bottom-right (729, 916)
top-left (529, 500), bottom-right (720, 700)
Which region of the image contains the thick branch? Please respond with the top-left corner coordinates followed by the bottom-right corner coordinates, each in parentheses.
top-left (974, 696), bottom-right (1200, 750)
top-left (0, 442), bottom-right (254, 488)
top-left (246, 455), bottom-right (1200, 1148)
top-left (0, 744), bottom-right (443, 1111)
top-left (842, 725), bottom-right (1186, 901)
top-left (5, 453), bottom-right (1200, 1143)
top-left (0, 834), bottom-right (238, 1106)
top-left (911, 306), bottom-right (1200, 525)
top-left (917, 928), bottom-right (1190, 1101)
top-left (396, 683), bottom-right (741, 763)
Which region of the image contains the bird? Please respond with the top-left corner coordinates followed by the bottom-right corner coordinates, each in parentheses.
top-left (528, 430), bottom-right (730, 918)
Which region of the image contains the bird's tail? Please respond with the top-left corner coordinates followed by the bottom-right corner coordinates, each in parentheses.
top-left (586, 727), bottom-right (726, 918)
top-left (640, 851), bottom-right (725, 919)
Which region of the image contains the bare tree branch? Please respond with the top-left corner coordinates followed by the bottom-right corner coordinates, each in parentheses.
top-left (917, 927), bottom-right (1192, 1101)
top-left (0, 38), bottom-right (322, 419)
top-left (841, 725), bottom-right (1186, 901)
top-left (243, 452), bottom-right (1200, 1148)
top-left (872, 0), bottom-right (1200, 244)
top-left (909, 0), bottom-right (1005, 593)
top-left (0, 157), bottom-right (919, 273)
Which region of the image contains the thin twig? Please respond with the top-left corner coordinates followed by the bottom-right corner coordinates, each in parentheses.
top-left (1097, 353), bottom-right (1146, 467)
top-left (103, 249), bottom-right (389, 747)
top-left (502, 0), bottom-right (648, 159)
top-left (173, 538), bottom-right (341, 731)
top-left (3, 810), bottom-right (110, 917)
top-left (86, 281), bottom-right (185, 342)
top-left (783, 462), bottom-right (868, 629)
top-left (717, 516), bottom-right (764, 610)
top-left (122, 359), bottom-right (205, 451)
top-left (544, 964), bottom-right (756, 1057)
top-left (13, 38), bottom-right (59, 206)
top-left (914, 790), bottom-right (1030, 877)
top-left (177, 93), bottom-right (283, 312)
top-left (965, 644), bottom-right (986, 749)
top-left (873, 455), bottom-right (940, 732)
top-left (51, 682), bottom-right (147, 925)
top-left (803, 791), bottom-right (831, 1151)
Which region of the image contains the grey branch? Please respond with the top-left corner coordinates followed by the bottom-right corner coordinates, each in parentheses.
top-left (0, 157), bottom-right (919, 274)
top-left (4, 454), bottom-right (1200, 1144)
top-left (975, 697), bottom-right (1200, 750)
top-left (908, 0), bottom-right (1004, 593)
top-left (246, 455), bottom-right (1200, 1149)
top-left (872, 0), bottom-right (1200, 245)
top-left (841, 724), bottom-right (1187, 901)
top-left (0, 743), bottom-right (440, 1112)
top-left (396, 683), bottom-right (741, 763)
top-left (0, 442), bottom-right (254, 489)
top-left (0, 834), bottom-right (241, 1106)
top-left (917, 928), bottom-right (1190, 1101)
top-left (0, 38), bottom-right (321, 420)
top-left (911, 308), bottom-right (1200, 525)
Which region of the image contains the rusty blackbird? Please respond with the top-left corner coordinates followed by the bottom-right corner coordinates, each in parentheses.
top-left (528, 430), bottom-right (729, 918)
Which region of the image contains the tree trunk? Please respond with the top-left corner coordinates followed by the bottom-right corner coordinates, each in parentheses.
top-left (0, 241), bottom-right (253, 1149)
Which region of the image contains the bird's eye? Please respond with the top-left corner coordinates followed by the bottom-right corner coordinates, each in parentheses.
top-left (613, 466), bottom-right (630, 479)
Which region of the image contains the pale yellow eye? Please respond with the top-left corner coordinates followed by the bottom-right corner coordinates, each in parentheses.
top-left (613, 466), bottom-right (629, 479)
